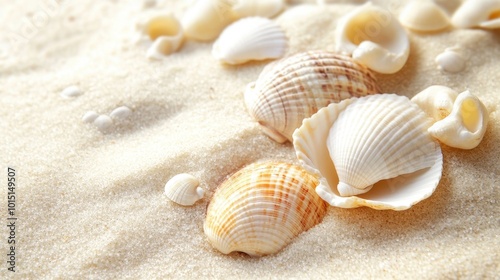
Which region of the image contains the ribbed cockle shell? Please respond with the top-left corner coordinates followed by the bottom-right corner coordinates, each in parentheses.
top-left (244, 51), bottom-right (381, 143)
top-left (204, 162), bottom-right (328, 257)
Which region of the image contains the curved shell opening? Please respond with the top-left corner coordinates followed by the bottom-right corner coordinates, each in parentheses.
top-left (460, 98), bottom-right (482, 133)
top-left (146, 15), bottom-right (182, 40)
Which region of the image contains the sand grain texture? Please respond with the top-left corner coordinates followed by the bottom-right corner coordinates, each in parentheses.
top-left (0, 0), bottom-right (499, 279)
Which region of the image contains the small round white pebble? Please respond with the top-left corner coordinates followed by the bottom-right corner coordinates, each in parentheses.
top-left (436, 50), bottom-right (466, 73)
top-left (93, 115), bottom-right (113, 131)
top-left (60, 85), bottom-right (83, 98)
top-left (110, 106), bottom-right (132, 120)
top-left (82, 111), bottom-right (99, 123)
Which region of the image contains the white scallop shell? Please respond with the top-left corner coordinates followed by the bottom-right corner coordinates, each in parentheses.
top-left (399, 1), bottom-right (450, 32)
top-left (428, 90), bottom-right (489, 150)
top-left (231, 0), bottom-right (284, 18)
top-left (245, 51), bottom-right (380, 143)
top-left (204, 162), bottom-right (327, 256)
top-left (164, 173), bottom-right (205, 206)
top-left (212, 17), bottom-right (287, 65)
top-left (293, 94), bottom-right (443, 210)
top-left (435, 48), bottom-right (466, 73)
top-left (451, 0), bottom-right (500, 29)
top-left (411, 85), bottom-right (459, 122)
top-left (181, 0), bottom-right (236, 41)
top-left (335, 2), bottom-right (410, 74)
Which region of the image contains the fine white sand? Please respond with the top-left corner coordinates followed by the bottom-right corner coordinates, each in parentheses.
top-left (1, 0), bottom-right (499, 278)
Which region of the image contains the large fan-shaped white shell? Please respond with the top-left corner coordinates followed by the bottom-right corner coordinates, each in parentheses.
top-left (293, 94), bottom-right (443, 210)
top-left (212, 17), bottom-right (287, 65)
top-left (335, 2), bottom-right (410, 74)
top-left (327, 94), bottom-right (440, 197)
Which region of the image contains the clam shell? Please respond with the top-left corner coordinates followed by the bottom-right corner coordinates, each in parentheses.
top-left (335, 2), bottom-right (410, 74)
top-left (428, 90), bottom-right (489, 150)
top-left (204, 162), bottom-right (327, 257)
top-left (293, 94), bottom-right (443, 210)
top-left (212, 17), bottom-right (287, 65)
top-left (451, 0), bottom-right (500, 29)
top-left (164, 173), bottom-right (205, 206)
top-left (399, 1), bottom-right (450, 32)
top-left (231, 0), bottom-right (285, 18)
top-left (411, 85), bottom-right (459, 122)
top-left (181, 0), bottom-right (236, 41)
top-left (245, 51), bottom-right (381, 143)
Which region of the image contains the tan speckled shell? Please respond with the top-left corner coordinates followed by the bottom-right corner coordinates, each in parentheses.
top-left (204, 162), bottom-right (327, 257)
top-left (244, 51), bottom-right (381, 143)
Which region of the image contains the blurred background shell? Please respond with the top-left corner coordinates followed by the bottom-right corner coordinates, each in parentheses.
top-left (244, 51), bottom-right (380, 143)
top-left (204, 161), bottom-right (328, 257)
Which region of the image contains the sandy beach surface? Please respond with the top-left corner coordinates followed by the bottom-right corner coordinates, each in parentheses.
top-left (1, 0), bottom-right (499, 278)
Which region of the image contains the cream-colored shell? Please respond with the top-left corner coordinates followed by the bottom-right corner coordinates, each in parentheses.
top-left (181, 0), bottom-right (236, 41)
top-left (204, 162), bottom-right (327, 257)
top-left (164, 173), bottom-right (205, 206)
top-left (428, 90), bottom-right (489, 150)
top-left (399, 1), bottom-right (450, 32)
top-left (293, 94), bottom-right (443, 210)
top-left (231, 0), bottom-right (285, 18)
top-left (136, 14), bottom-right (184, 59)
top-left (411, 85), bottom-right (459, 122)
top-left (212, 17), bottom-right (287, 65)
top-left (244, 51), bottom-right (380, 143)
top-left (335, 2), bottom-right (410, 74)
top-left (435, 48), bottom-right (466, 73)
top-left (451, 0), bottom-right (500, 29)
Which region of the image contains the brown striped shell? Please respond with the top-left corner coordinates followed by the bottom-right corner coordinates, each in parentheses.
top-left (204, 161), bottom-right (328, 257)
top-left (244, 51), bottom-right (381, 143)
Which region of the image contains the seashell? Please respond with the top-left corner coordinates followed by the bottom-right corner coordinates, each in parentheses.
top-left (181, 0), bottom-right (236, 41)
top-left (293, 94), bottom-right (443, 210)
top-left (428, 90), bottom-right (489, 150)
top-left (61, 85), bottom-right (82, 98)
top-left (164, 173), bottom-right (205, 206)
top-left (435, 48), bottom-right (466, 73)
top-left (135, 14), bottom-right (183, 59)
top-left (244, 51), bottom-right (381, 143)
top-left (231, 0), bottom-right (285, 18)
top-left (399, 1), bottom-right (450, 32)
top-left (110, 106), bottom-right (132, 120)
top-left (82, 111), bottom-right (99, 123)
top-left (93, 115), bottom-right (113, 131)
top-left (335, 2), bottom-right (410, 74)
top-left (411, 85), bottom-right (459, 122)
top-left (212, 17), bottom-right (287, 65)
top-left (204, 161), bottom-right (327, 257)
top-left (451, 0), bottom-right (500, 29)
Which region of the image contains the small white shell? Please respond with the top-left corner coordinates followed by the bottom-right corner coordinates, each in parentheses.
top-left (82, 111), bottom-right (99, 123)
top-left (135, 14), bottom-right (183, 59)
top-left (435, 49), bottom-right (466, 73)
top-left (411, 85), bottom-right (459, 122)
top-left (181, 0), bottom-right (236, 41)
top-left (93, 115), bottom-right (113, 131)
top-left (204, 162), bottom-right (327, 256)
top-left (293, 94), bottom-right (443, 210)
top-left (212, 17), bottom-right (287, 65)
top-left (231, 0), bottom-right (285, 18)
top-left (164, 173), bottom-right (204, 206)
top-left (451, 0), bottom-right (500, 29)
top-left (399, 1), bottom-right (450, 32)
top-left (428, 90), bottom-right (489, 150)
top-left (335, 2), bottom-right (410, 74)
top-left (61, 85), bottom-right (82, 98)
top-left (110, 106), bottom-right (132, 120)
